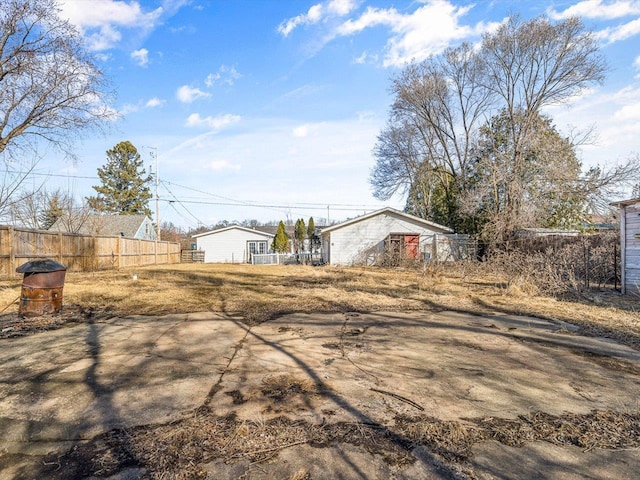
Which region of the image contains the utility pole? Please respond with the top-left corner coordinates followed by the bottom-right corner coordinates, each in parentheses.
top-left (147, 147), bottom-right (160, 240)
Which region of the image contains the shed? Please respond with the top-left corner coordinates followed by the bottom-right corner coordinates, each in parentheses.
top-left (611, 198), bottom-right (640, 295)
top-left (192, 225), bottom-right (275, 263)
top-left (320, 208), bottom-right (462, 266)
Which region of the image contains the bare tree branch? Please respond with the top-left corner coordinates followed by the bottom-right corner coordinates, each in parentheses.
top-left (0, 0), bottom-right (117, 161)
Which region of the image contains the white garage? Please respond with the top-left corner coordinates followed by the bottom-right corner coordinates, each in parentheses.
top-left (321, 208), bottom-right (460, 266)
top-left (193, 226), bottom-right (274, 263)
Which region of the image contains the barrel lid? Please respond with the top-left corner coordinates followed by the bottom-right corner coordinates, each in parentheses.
top-left (16, 259), bottom-right (67, 273)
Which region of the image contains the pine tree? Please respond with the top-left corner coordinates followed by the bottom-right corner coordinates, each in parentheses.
top-left (272, 221), bottom-right (289, 253)
top-left (39, 192), bottom-right (65, 229)
top-left (87, 141), bottom-right (153, 216)
top-left (294, 218), bottom-right (306, 253)
top-left (307, 216), bottom-right (319, 253)
top-left (307, 217), bottom-right (315, 239)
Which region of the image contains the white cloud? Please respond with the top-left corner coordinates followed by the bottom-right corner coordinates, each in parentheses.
top-left (208, 160), bottom-right (241, 172)
top-left (59, 0), bottom-right (167, 51)
top-left (327, 0), bottom-right (359, 16)
top-left (131, 48), bottom-right (149, 67)
top-left (293, 125), bottom-right (310, 137)
top-left (280, 0), bottom-right (493, 67)
top-left (546, 85), bottom-right (640, 168)
top-left (176, 85), bottom-right (211, 103)
top-left (278, 4), bottom-right (322, 36)
top-left (185, 113), bottom-right (241, 130)
top-left (597, 16), bottom-right (640, 42)
top-left (613, 99), bottom-right (640, 120)
top-left (146, 97), bottom-right (165, 108)
top-left (205, 65), bottom-right (243, 87)
top-left (94, 52), bottom-right (112, 62)
top-left (119, 96), bottom-right (165, 114)
top-left (335, 0), bottom-right (488, 67)
top-left (278, 0), bottom-right (358, 36)
top-left (548, 0), bottom-right (640, 20)
top-left (353, 51), bottom-right (378, 64)
top-left (120, 103), bottom-right (140, 115)
top-left (84, 24), bottom-right (122, 51)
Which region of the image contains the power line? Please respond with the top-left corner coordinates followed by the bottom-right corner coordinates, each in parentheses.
top-left (161, 179), bottom-right (383, 208)
top-left (156, 197), bottom-right (375, 212)
top-left (160, 180), bottom-right (204, 226)
top-left (1, 169), bottom-right (384, 215)
top-left (0, 169), bottom-right (98, 180)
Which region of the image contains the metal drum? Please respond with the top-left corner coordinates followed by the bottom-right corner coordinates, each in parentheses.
top-left (16, 259), bottom-right (67, 317)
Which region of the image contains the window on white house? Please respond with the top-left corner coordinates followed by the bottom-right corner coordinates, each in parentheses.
top-left (248, 241), bottom-right (267, 255)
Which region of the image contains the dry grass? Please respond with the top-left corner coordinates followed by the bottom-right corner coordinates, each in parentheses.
top-left (0, 262), bottom-right (638, 347)
top-left (3, 262), bottom-right (639, 479)
top-left (35, 408), bottom-right (640, 479)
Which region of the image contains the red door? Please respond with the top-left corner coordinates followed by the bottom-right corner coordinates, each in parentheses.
top-left (404, 235), bottom-right (419, 259)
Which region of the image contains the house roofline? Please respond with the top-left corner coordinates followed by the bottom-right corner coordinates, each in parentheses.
top-left (610, 198), bottom-right (640, 208)
top-left (192, 225), bottom-right (275, 239)
top-left (320, 207), bottom-right (453, 234)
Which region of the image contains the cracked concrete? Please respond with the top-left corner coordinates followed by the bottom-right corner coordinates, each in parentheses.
top-left (1, 310), bottom-right (639, 479)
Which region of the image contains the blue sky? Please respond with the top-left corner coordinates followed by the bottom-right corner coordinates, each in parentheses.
top-left (39, 0), bottom-right (640, 229)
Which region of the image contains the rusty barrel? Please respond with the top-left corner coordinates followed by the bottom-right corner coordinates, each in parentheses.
top-left (16, 259), bottom-right (67, 317)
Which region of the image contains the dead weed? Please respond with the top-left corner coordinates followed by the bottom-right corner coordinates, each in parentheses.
top-left (33, 408), bottom-right (640, 480)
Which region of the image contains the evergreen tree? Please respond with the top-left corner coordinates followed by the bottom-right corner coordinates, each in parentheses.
top-left (307, 216), bottom-right (320, 253)
top-left (272, 221), bottom-right (289, 253)
top-left (39, 192), bottom-right (66, 229)
top-left (307, 217), bottom-right (315, 239)
top-left (87, 141), bottom-right (153, 216)
top-left (294, 218), bottom-right (306, 253)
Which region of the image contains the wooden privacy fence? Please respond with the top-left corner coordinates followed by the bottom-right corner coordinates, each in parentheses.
top-left (0, 226), bottom-right (180, 278)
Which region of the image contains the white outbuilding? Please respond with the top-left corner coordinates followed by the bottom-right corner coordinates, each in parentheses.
top-left (320, 208), bottom-right (468, 266)
top-left (611, 198), bottom-right (640, 295)
top-left (193, 225), bottom-right (274, 263)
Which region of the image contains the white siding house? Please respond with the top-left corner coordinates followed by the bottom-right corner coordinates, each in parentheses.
top-left (611, 198), bottom-right (640, 295)
top-left (193, 226), bottom-right (274, 263)
top-left (321, 208), bottom-right (457, 266)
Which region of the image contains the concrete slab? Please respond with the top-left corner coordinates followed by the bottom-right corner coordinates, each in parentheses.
top-left (0, 313), bottom-right (247, 450)
top-left (471, 440), bottom-right (640, 480)
top-left (217, 311), bottom-right (640, 423)
top-left (1, 310), bottom-right (639, 479)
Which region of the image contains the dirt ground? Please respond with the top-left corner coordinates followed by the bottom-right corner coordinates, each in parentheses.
top-left (1, 307), bottom-right (639, 479)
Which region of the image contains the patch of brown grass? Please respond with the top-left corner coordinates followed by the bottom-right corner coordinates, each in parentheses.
top-left (35, 408), bottom-right (640, 479)
top-left (0, 262), bottom-right (638, 348)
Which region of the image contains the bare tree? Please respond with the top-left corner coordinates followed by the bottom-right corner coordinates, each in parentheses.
top-left (0, 163), bottom-right (43, 223)
top-left (9, 185), bottom-right (49, 229)
top-left (45, 194), bottom-right (93, 233)
top-left (372, 42), bottom-right (491, 229)
top-left (371, 15), bottom-right (608, 241)
top-left (585, 153), bottom-right (640, 212)
top-left (0, 0), bottom-right (115, 160)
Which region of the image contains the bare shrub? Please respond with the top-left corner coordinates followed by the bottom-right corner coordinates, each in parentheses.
top-left (483, 232), bottom-right (619, 295)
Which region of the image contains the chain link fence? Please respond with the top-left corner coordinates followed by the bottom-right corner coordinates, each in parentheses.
top-left (483, 232), bottom-right (620, 295)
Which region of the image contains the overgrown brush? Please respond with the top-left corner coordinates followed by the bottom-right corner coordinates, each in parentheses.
top-left (483, 232), bottom-right (619, 296)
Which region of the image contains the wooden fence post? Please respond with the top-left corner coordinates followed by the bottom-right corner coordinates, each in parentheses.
top-left (58, 232), bottom-right (63, 264)
top-left (116, 235), bottom-right (121, 269)
top-left (8, 226), bottom-right (15, 278)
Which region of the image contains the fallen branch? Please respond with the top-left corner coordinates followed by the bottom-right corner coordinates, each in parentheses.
top-left (230, 439), bottom-right (309, 460)
top-left (370, 388), bottom-right (425, 411)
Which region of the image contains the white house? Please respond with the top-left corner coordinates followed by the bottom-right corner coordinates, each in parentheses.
top-left (611, 198), bottom-right (640, 295)
top-left (321, 208), bottom-right (466, 266)
top-left (193, 225), bottom-right (274, 263)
